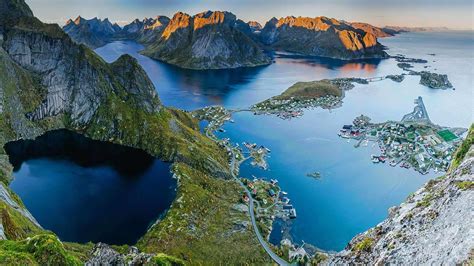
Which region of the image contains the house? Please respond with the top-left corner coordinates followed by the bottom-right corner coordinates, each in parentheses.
top-left (268, 189), bottom-right (276, 197)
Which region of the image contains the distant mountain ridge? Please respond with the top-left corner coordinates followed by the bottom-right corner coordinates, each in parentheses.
top-left (63, 16), bottom-right (121, 48)
top-left (260, 16), bottom-right (388, 60)
top-left (63, 13), bottom-right (396, 69)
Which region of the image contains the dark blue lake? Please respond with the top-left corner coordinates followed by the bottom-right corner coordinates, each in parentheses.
top-left (6, 130), bottom-right (176, 245)
top-left (95, 31), bottom-right (473, 251)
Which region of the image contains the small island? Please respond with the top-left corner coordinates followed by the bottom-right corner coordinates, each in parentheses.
top-left (306, 172), bottom-right (321, 179)
top-left (252, 78), bottom-right (368, 119)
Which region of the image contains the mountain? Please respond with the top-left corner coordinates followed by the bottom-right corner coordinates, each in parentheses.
top-left (122, 16), bottom-right (171, 43)
top-left (383, 26), bottom-right (451, 34)
top-left (63, 16), bottom-right (122, 48)
top-left (350, 22), bottom-right (393, 37)
top-left (248, 21), bottom-right (263, 32)
top-left (330, 127), bottom-right (474, 264)
top-left (139, 11), bottom-right (271, 69)
top-left (260, 16), bottom-right (388, 60)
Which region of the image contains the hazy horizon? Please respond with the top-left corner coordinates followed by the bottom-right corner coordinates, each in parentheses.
top-left (26, 0), bottom-right (473, 30)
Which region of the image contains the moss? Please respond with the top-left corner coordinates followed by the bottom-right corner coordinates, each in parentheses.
top-left (450, 124), bottom-right (474, 170)
top-left (0, 234), bottom-right (82, 265)
top-left (0, 201), bottom-right (42, 240)
top-left (63, 242), bottom-right (93, 262)
top-left (456, 181), bottom-right (474, 190)
top-left (353, 237), bottom-right (374, 252)
top-left (151, 253), bottom-right (185, 266)
top-left (310, 253), bottom-right (328, 265)
top-left (416, 193), bottom-right (434, 208)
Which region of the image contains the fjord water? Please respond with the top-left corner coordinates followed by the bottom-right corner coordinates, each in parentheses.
top-left (6, 130), bottom-right (176, 245)
top-left (91, 31), bottom-right (470, 251)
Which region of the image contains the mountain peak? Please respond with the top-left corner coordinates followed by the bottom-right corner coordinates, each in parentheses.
top-left (0, 0), bottom-right (34, 25)
top-left (74, 15), bottom-right (85, 25)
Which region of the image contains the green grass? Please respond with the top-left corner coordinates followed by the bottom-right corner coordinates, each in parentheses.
top-left (353, 237), bottom-right (374, 252)
top-left (437, 129), bottom-right (458, 142)
top-left (137, 163), bottom-right (270, 265)
top-left (0, 234), bottom-right (82, 265)
top-left (278, 80), bottom-right (342, 99)
top-left (152, 253), bottom-right (185, 266)
top-left (0, 201), bottom-right (42, 240)
top-left (416, 193), bottom-right (434, 208)
top-left (456, 181), bottom-right (474, 190)
top-left (450, 124), bottom-right (474, 170)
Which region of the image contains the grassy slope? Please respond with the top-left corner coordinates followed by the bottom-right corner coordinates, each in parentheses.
top-left (277, 80), bottom-right (343, 99)
top-left (450, 124), bottom-right (474, 170)
top-left (138, 163), bottom-right (270, 264)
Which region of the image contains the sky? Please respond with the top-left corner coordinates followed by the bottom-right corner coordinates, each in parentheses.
top-left (26, 0), bottom-right (474, 30)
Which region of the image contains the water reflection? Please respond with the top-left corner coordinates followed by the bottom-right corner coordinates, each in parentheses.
top-left (95, 41), bottom-right (385, 109)
top-left (6, 130), bottom-right (176, 245)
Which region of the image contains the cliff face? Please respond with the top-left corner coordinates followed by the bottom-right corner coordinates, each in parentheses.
top-left (4, 20), bottom-right (159, 126)
top-left (260, 16), bottom-right (388, 60)
top-left (330, 128), bottom-right (474, 264)
top-left (62, 16), bottom-right (122, 48)
top-left (140, 11), bottom-right (271, 69)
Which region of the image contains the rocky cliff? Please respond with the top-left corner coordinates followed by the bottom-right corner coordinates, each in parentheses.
top-left (260, 16), bottom-right (388, 60)
top-left (140, 11), bottom-right (271, 69)
top-left (63, 16), bottom-right (122, 48)
top-left (330, 127), bottom-right (474, 264)
top-left (349, 22), bottom-right (393, 38)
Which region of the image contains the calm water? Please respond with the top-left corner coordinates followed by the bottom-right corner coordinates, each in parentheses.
top-left (95, 31), bottom-right (470, 250)
top-left (6, 130), bottom-right (176, 245)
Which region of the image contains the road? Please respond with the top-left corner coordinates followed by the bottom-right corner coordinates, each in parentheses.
top-left (205, 121), bottom-right (289, 265)
top-left (229, 146), bottom-right (290, 266)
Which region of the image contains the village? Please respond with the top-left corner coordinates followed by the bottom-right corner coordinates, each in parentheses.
top-left (241, 177), bottom-right (297, 233)
top-left (338, 97), bottom-right (466, 174)
top-left (252, 95), bottom-right (342, 119)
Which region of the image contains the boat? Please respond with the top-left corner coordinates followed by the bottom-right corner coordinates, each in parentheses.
top-left (281, 191), bottom-right (288, 195)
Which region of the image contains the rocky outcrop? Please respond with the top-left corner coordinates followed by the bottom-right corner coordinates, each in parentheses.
top-left (63, 16), bottom-right (122, 48)
top-left (86, 243), bottom-right (154, 265)
top-left (419, 71), bottom-right (453, 89)
top-left (260, 16), bottom-right (388, 60)
top-left (247, 21), bottom-right (263, 32)
top-left (330, 132), bottom-right (474, 264)
top-left (140, 11), bottom-right (271, 69)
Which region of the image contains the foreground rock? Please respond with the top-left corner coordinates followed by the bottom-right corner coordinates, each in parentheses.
top-left (330, 128), bottom-right (474, 264)
top-left (260, 16), bottom-right (388, 60)
top-left (141, 11), bottom-right (271, 69)
top-left (86, 243), bottom-right (184, 266)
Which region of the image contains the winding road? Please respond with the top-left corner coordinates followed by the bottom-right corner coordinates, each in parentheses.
top-left (204, 117), bottom-right (289, 265)
top-left (229, 147), bottom-right (290, 266)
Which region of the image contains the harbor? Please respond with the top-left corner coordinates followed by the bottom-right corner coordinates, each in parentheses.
top-left (338, 97), bottom-right (466, 174)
